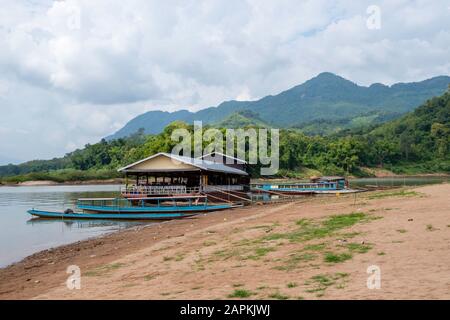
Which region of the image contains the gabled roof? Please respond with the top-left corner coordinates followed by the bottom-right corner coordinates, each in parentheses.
top-left (199, 152), bottom-right (247, 164)
top-left (118, 152), bottom-right (248, 175)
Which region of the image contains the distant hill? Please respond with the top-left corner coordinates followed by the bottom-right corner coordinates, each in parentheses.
top-left (106, 72), bottom-right (450, 140)
top-left (367, 89), bottom-right (450, 162)
top-left (1, 89), bottom-right (448, 181)
top-left (214, 110), bottom-right (270, 128)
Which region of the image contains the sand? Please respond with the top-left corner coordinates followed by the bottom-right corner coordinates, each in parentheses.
top-left (0, 183), bottom-right (449, 300)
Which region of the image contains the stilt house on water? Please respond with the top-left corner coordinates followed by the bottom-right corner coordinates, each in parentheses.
top-left (118, 152), bottom-right (250, 202)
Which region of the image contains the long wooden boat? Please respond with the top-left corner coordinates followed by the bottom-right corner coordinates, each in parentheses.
top-left (75, 196), bottom-right (232, 214)
top-left (27, 209), bottom-right (196, 220)
top-left (251, 179), bottom-right (361, 195)
top-left (28, 195), bottom-right (233, 220)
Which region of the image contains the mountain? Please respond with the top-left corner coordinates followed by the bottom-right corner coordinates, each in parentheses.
top-left (2, 89), bottom-right (449, 180)
top-left (109, 72), bottom-right (449, 140)
top-left (367, 89), bottom-right (450, 162)
top-left (214, 110), bottom-right (270, 128)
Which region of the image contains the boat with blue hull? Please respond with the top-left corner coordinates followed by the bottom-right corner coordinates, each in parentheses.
top-left (28, 209), bottom-right (196, 220)
top-left (252, 176), bottom-right (361, 195)
top-left (28, 195), bottom-right (233, 220)
top-left (75, 196), bottom-right (232, 213)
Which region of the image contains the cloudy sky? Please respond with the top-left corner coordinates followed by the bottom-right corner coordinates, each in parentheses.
top-left (0, 0), bottom-right (449, 164)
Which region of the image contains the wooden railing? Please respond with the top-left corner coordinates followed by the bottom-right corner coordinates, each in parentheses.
top-left (121, 184), bottom-right (244, 196)
top-left (202, 185), bottom-right (244, 192)
top-left (121, 185), bottom-right (200, 196)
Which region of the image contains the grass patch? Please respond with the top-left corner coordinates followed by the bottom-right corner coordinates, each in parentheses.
top-left (264, 212), bottom-right (376, 244)
top-left (396, 229), bottom-right (407, 233)
top-left (296, 218), bottom-right (311, 227)
top-left (368, 190), bottom-right (420, 200)
top-left (245, 247), bottom-right (276, 260)
top-left (143, 274), bottom-right (156, 281)
top-left (203, 240), bottom-right (217, 247)
top-left (274, 253), bottom-right (316, 271)
top-left (84, 262), bottom-right (125, 277)
top-left (426, 224), bottom-right (438, 231)
top-left (377, 251), bottom-right (386, 256)
top-left (287, 282), bottom-right (297, 288)
top-left (233, 283), bottom-right (244, 288)
top-left (304, 243), bottom-right (326, 251)
top-left (324, 252), bottom-right (352, 263)
top-left (305, 273), bottom-right (349, 297)
top-left (269, 292), bottom-right (290, 300)
top-left (228, 289), bottom-right (253, 298)
top-left (345, 243), bottom-right (372, 253)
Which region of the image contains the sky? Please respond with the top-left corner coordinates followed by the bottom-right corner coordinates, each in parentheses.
top-left (0, 0), bottom-right (449, 164)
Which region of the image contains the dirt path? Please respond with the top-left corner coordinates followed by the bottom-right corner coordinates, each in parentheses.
top-left (1, 184), bottom-right (449, 299)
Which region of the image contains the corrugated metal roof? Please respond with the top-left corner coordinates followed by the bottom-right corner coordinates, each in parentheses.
top-left (199, 152), bottom-right (247, 164)
top-left (118, 152), bottom-right (248, 176)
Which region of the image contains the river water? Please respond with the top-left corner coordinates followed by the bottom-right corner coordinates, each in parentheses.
top-left (0, 177), bottom-right (448, 268)
top-left (0, 184), bottom-right (148, 268)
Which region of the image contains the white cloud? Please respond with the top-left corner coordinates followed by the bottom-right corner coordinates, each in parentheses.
top-left (0, 0), bottom-right (449, 163)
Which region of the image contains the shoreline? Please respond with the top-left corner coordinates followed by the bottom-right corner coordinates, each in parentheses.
top-left (0, 179), bottom-right (124, 187)
top-left (1, 183), bottom-right (449, 299)
top-left (1, 173), bottom-right (449, 187)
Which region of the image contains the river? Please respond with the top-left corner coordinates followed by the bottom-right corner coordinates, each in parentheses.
top-left (0, 184), bottom-right (148, 268)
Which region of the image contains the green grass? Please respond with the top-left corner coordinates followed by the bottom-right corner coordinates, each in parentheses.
top-left (296, 218), bottom-right (311, 227)
top-left (274, 253), bottom-right (316, 271)
top-left (396, 229), bottom-right (407, 233)
top-left (345, 243), bottom-right (372, 253)
top-left (269, 292), bottom-right (290, 300)
top-left (264, 212), bottom-right (376, 243)
top-left (368, 190), bottom-right (420, 200)
top-left (203, 240), bottom-right (217, 247)
top-left (304, 243), bottom-right (326, 251)
top-left (228, 289), bottom-right (253, 298)
top-left (426, 224), bottom-right (437, 231)
top-left (324, 252), bottom-right (353, 263)
top-left (377, 251), bottom-right (386, 256)
top-left (305, 273), bottom-right (349, 297)
top-left (249, 247), bottom-right (275, 259)
top-left (84, 262), bottom-right (125, 277)
top-left (287, 282), bottom-right (298, 288)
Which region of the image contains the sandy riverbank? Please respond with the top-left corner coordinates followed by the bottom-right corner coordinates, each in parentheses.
top-left (0, 183), bottom-right (449, 300)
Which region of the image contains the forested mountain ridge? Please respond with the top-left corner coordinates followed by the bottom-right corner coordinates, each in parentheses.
top-left (1, 89), bottom-right (448, 182)
top-left (107, 73), bottom-right (450, 140)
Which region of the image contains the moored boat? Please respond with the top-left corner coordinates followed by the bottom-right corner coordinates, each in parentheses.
top-left (76, 195), bottom-right (232, 214)
top-left (27, 209), bottom-right (196, 220)
top-left (28, 195), bottom-right (233, 220)
top-left (251, 176), bottom-right (361, 195)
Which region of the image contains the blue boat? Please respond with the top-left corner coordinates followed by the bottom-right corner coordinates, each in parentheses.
top-left (28, 195), bottom-right (233, 220)
top-left (251, 176), bottom-right (353, 195)
top-left (75, 196), bottom-right (232, 213)
top-left (27, 209), bottom-right (196, 220)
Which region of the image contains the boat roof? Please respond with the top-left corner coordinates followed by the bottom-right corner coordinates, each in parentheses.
top-left (316, 176), bottom-right (345, 181)
top-left (118, 152), bottom-right (248, 175)
top-left (78, 195), bottom-right (207, 201)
